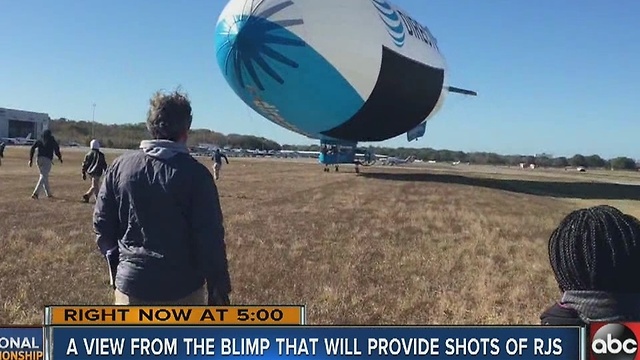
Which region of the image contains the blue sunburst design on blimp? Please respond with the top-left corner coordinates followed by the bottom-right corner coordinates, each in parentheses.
top-left (218, 0), bottom-right (305, 91)
top-left (371, 0), bottom-right (405, 47)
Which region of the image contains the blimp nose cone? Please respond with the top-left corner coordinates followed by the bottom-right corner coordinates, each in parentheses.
top-left (227, 17), bottom-right (242, 36)
top-left (226, 17), bottom-right (264, 63)
top-left (215, 16), bottom-right (249, 91)
top-left (216, 14), bottom-right (285, 92)
top-left (216, 16), bottom-right (247, 53)
top-left (222, 17), bottom-right (247, 47)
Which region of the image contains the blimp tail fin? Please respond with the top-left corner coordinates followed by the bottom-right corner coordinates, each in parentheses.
top-left (407, 121), bottom-right (426, 142)
top-left (446, 86), bottom-right (477, 96)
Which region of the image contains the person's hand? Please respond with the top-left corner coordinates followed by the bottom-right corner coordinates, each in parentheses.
top-left (28, 160), bottom-right (32, 167)
top-left (82, 173), bottom-right (87, 181)
top-left (207, 289), bottom-right (230, 305)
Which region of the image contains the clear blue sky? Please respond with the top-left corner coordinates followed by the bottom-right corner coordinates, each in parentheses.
top-left (1, 0), bottom-right (638, 158)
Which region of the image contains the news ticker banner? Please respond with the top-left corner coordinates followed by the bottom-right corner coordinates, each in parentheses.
top-left (43, 306), bottom-right (306, 326)
top-left (8, 306), bottom-right (640, 360)
top-left (42, 326), bottom-right (584, 360)
top-left (0, 327), bottom-right (43, 360)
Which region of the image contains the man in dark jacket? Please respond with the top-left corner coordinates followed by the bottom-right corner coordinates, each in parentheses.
top-left (211, 149), bottom-right (228, 180)
top-left (29, 129), bottom-right (63, 199)
top-left (0, 141), bottom-right (5, 166)
top-left (93, 89), bottom-right (231, 305)
top-left (81, 139), bottom-right (109, 203)
top-left (540, 205), bottom-right (640, 325)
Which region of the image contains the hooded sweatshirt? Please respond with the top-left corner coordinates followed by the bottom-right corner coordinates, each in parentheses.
top-left (93, 139), bottom-right (231, 301)
top-left (541, 291), bottom-right (640, 325)
top-left (82, 140), bottom-right (108, 177)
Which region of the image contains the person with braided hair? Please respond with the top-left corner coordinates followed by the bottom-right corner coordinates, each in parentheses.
top-left (540, 205), bottom-right (640, 325)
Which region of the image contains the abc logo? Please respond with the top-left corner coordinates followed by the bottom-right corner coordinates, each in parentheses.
top-left (591, 323), bottom-right (638, 360)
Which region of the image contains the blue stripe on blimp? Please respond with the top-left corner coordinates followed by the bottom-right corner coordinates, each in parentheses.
top-left (215, 15), bottom-right (364, 136)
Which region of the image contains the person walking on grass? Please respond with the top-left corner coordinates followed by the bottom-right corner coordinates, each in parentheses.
top-left (0, 141), bottom-right (5, 166)
top-left (29, 129), bottom-right (63, 199)
top-left (540, 205), bottom-right (640, 325)
top-left (81, 139), bottom-right (109, 203)
top-left (93, 89), bottom-right (231, 306)
top-left (211, 148), bottom-right (228, 180)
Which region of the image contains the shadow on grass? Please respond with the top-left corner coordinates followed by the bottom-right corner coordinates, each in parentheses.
top-left (360, 172), bottom-right (640, 200)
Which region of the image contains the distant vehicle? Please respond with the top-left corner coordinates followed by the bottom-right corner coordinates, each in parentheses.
top-left (1, 133), bottom-right (36, 145)
top-left (382, 155), bottom-right (417, 166)
top-left (68, 141), bottom-right (80, 147)
top-left (577, 167), bottom-right (586, 172)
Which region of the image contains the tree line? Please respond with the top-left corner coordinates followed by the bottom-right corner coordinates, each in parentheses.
top-left (49, 118), bottom-right (280, 151)
top-left (49, 118), bottom-right (638, 171)
top-left (282, 145), bottom-right (638, 171)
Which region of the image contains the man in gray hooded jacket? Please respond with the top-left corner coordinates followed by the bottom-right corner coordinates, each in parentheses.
top-left (93, 89), bottom-right (231, 305)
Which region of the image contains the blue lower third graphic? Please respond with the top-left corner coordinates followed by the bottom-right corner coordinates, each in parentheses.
top-left (52, 326), bottom-right (581, 359)
top-left (0, 327), bottom-right (44, 360)
top-left (215, 15), bottom-right (365, 136)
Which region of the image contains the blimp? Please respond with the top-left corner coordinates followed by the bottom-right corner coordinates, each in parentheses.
top-left (215, 0), bottom-right (476, 168)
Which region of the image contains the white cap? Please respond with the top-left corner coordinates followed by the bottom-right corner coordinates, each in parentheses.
top-left (90, 139), bottom-right (100, 150)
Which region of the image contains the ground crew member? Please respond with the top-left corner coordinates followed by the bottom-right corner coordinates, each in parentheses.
top-left (29, 129), bottom-right (63, 199)
top-left (81, 139), bottom-right (109, 203)
top-left (212, 148), bottom-right (229, 180)
top-left (0, 141), bottom-right (5, 166)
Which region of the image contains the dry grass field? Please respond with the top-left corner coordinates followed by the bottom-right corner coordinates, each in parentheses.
top-left (1, 146), bottom-right (639, 325)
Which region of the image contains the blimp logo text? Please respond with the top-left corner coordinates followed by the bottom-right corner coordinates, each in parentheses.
top-left (371, 0), bottom-right (439, 51)
top-left (371, 0), bottom-right (406, 47)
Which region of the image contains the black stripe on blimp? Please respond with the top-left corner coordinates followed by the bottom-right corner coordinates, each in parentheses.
top-left (321, 45), bottom-right (444, 142)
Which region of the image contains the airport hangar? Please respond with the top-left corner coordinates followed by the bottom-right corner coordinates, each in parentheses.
top-left (0, 107), bottom-right (51, 139)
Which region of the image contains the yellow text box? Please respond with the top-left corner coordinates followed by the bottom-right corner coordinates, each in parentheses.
top-left (47, 306), bottom-right (304, 325)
